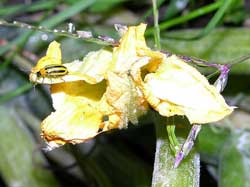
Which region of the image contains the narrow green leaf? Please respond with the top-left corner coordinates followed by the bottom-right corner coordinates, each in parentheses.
top-left (41, 0), bottom-right (96, 28)
top-left (196, 0), bottom-right (234, 39)
top-left (0, 0), bottom-right (96, 58)
top-left (0, 83), bottom-right (32, 104)
top-left (146, 1), bottom-right (222, 36)
top-left (0, 0), bottom-right (58, 17)
top-left (161, 0), bottom-right (235, 40)
top-left (0, 106), bottom-right (58, 187)
top-left (89, 0), bottom-right (125, 13)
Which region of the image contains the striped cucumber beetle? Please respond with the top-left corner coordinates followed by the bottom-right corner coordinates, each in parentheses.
top-left (30, 64), bottom-right (68, 84)
top-left (29, 41), bottom-right (97, 84)
top-left (36, 64), bottom-right (68, 78)
top-left (29, 41), bottom-right (69, 84)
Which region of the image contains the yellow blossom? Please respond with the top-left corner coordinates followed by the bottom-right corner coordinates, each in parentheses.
top-left (30, 23), bottom-right (233, 149)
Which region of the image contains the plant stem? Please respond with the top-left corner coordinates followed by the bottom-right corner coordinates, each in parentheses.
top-left (151, 1), bottom-right (200, 185)
top-left (152, 0), bottom-right (161, 49)
top-left (151, 113), bottom-right (200, 187)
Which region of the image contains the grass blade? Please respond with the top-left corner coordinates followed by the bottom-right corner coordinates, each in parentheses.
top-left (0, 83), bottom-right (32, 104)
top-left (146, 1), bottom-right (222, 36)
top-left (0, 0), bottom-right (96, 56)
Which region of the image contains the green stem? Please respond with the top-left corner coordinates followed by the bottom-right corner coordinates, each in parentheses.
top-left (152, 0), bottom-right (161, 49)
top-left (166, 119), bottom-right (180, 155)
top-left (152, 113), bottom-right (200, 187)
top-left (138, 0), bottom-right (165, 23)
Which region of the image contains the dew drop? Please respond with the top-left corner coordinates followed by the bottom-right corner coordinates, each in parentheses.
top-left (76, 30), bottom-right (93, 38)
top-left (68, 22), bottom-right (75, 33)
top-left (98, 35), bottom-right (115, 43)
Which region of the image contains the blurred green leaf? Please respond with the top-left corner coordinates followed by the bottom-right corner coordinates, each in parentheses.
top-left (70, 138), bottom-right (152, 187)
top-left (138, 0), bottom-right (165, 22)
top-left (61, 37), bottom-right (101, 62)
top-left (219, 130), bottom-right (250, 187)
top-left (0, 106), bottom-right (58, 187)
top-left (192, 0), bottom-right (235, 39)
top-left (214, 110), bottom-right (250, 129)
top-left (89, 0), bottom-right (126, 13)
top-left (159, 28), bottom-right (250, 74)
top-left (0, 83), bottom-right (32, 104)
top-left (0, 0), bottom-right (58, 17)
top-left (224, 0), bottom-right (246, 24)
top-left (41, 0), bottom-right (96, 28)
top-left (197, 126), bottom-right (229, 161)
top-left (163, 0), bottom-right (189, 20)
top-left (70, 145), bottom-right (112, 187)
top-left (146, 1), bottom-right (222, 36)
top-left (95, 143), bottom-right (151, 186)
top-left (0, 0), bottom-right (96, 56)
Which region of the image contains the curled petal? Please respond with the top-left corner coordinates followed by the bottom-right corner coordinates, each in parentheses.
top-left (41, 102), bottom-right (103, 148)
top-left (142, 55), bottom-right (234, 124)
top-left (42, 81), bottom-right (106, 147)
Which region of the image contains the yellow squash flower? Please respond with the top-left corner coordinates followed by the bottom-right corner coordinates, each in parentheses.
top-left (138, 54), bottom-right (233, 124)
top-left (30, 23), bottom-right (233, 149)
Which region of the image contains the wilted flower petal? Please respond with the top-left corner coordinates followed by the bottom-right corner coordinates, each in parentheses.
top-left (141, 55), bottom-right (234, 124)
top-left (41, 81), bottom-right (106, 147)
